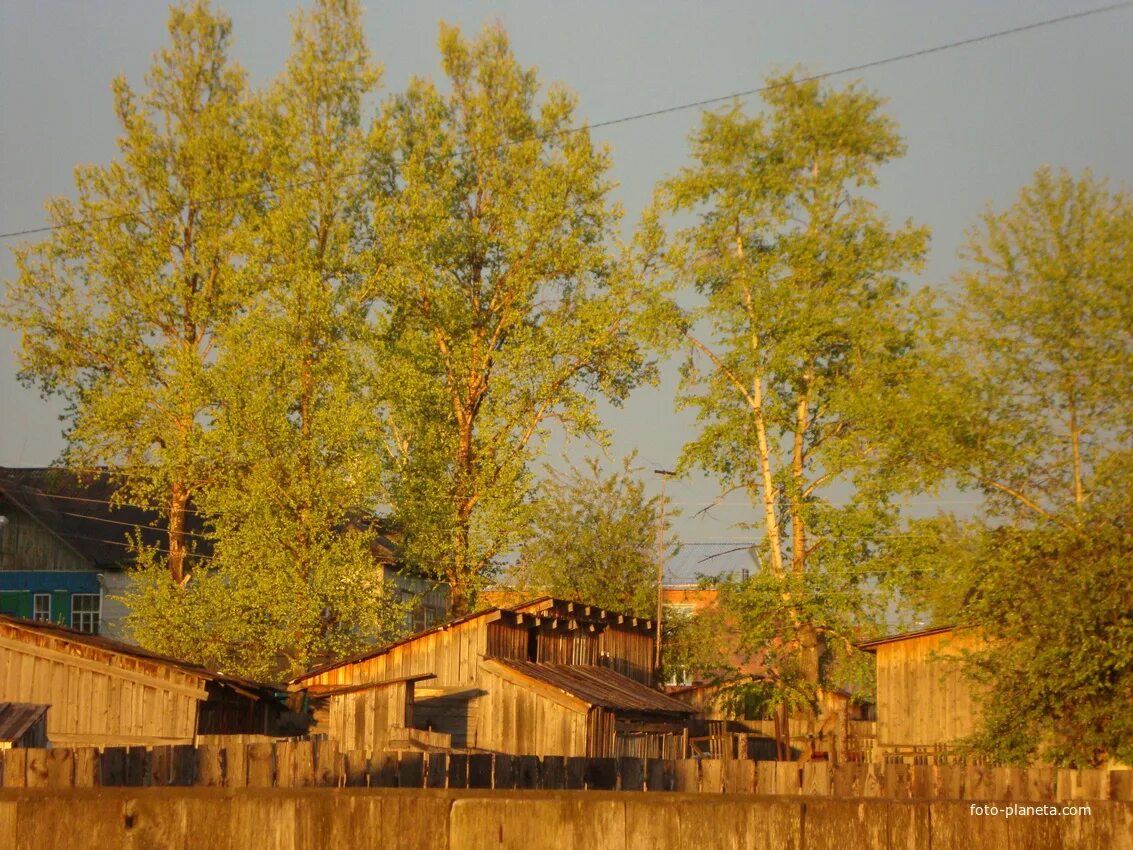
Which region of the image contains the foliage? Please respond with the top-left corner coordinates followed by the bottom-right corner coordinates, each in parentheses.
top-left (653, 72), bottom-right (928, 725)
top-left (370, 24), bottom-right (671, 612)
top-left (899, 169), bottom-right (1133, 765)
top-left (2, 0), bottom-right (261, 582)
top-left (511, 455), bottom-right (666, 618)
top-left (660, 602), bottom-right (733, 686)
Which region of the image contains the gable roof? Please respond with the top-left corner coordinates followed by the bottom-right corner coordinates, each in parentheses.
top-left (0, 613), bottom-right (277, 698)
top-left (289, 596), bottom-right (656, 686)
top-left (0, 467), bottom-right (206, 568)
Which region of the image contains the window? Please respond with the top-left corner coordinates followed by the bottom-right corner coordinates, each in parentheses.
top-left (32, 593), bottom-right (51, 622)
top-left (71, 593), bottom-right (101, 634)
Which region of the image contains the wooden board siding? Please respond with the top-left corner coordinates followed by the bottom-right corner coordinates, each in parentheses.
top-left (475, 665), bottom-right (588, 755)
top-left (871, 630), bottom-right (983, 750)
top-left (0, 621), bottom-right (207, 746)
top-left (0, 506), bottom-right (89, 573)
top-left (323, 681), bottom-right (410, 753)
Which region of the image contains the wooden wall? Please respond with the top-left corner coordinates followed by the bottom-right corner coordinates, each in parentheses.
top-left (873, 630), bottom-right (983, 750)
top-left (323, 681), bottom-right (410, 753)
top-left (0, 620), bottom-right (207, 746)
top-left (0, 507), bottom-right (88, 573)
top-left (476, 665), bottom-right (588, 756)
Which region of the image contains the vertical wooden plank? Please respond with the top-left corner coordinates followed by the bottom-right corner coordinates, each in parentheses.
top-left (246, 743), bottom-right (275, 788)
top-left (100, 747), bottom-right (126, 786)
top-left (493, 753), bottom-right (514, 789)
top-left (1108, 770), bottom-right (1133, 801)
top-left (775, 762), bottom-right (801, 795)
top-left (149, 745), bottom-right (173, 786)
top-left (587, 757), bottom-right (617, 790)
top-left (756, 760), bottom-right (777, 795)
top-left (24, 748), bottom-right (50, 788)
top-left (968, 764), bottom-right (993, 800)
top-left (171, 744), bottom-right (196, 786)
top-left (725, 759), bottom-right (755, 794)
top-left (673, 759), bottom-right (699, 792)
top-left (274, 742), bottom-right (293, 787)
top-left (515, 755), bottom-right (540, 789)
top-left (225, 745), bottom-right (248, 788)
top-left (314, 739), bottom-right (339, 787)
top-left (126, 746), bottom-right (151, 787)
top-left (293, 741), bottom-right (317, 787)
top-left (700, 760), bottom-right (723, 793)
top-left (45, 748), bottom-right (75, 789)
top-left (448, 753), bottom-right (468, 789)
top-left (426, 753), bottom-right (448, 789)
top-left (620, 757), bottom-right (645, 791)
top-left (468, 753), bottom-right (493, 788)
top-left (564, 756), bottom-right (587, 790)
top-left (375, 752), bottom-right (399, 787)
top-left (73, 747), bottom-right (99, 788)
top-left (398, 751), bottom-right (425, 788)
top-left (1027, 766), bottom-right (1055, 802)
top-left (195, 745), bottom-right (224, 787)
top-left (344, 750), bottom-right (371, 787)
top-left (1, 749), bottom-right (26, 788)
top-left (540, 755), bottom-right (565, 790)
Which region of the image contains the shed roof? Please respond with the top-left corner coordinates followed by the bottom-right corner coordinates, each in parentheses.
top-left (0, 702), bottom-right (49, 743)
top-left (487, 660), bottom-right (695, 716)
top-left (857, 625), bottom-right (957, 652)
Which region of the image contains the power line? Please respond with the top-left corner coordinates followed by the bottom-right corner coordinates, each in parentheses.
top-left (0, 1), bottom-right (1128, 243)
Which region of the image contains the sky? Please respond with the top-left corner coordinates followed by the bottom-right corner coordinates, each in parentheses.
top-left (1, 0), bottom-right (1131, 574)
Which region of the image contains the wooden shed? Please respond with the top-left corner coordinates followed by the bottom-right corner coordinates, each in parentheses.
top-left (0, 702), bottom-right (49, 749)
top-left (0, 614), bottom-right (282, 746)
top-left (858, 626), bottom-right (984, 758)
top-left (291, 597), bottom-right (693, 758)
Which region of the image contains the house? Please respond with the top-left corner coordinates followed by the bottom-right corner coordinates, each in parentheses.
top-left (858, 625), bottom-right (984, 759)
top-left (0, 467), bottom-right (450, 640)
top-left (0, 613), bottom-right (283, 746)
top-left (289, 597), bottom-right (694, 758)
top-left (0, 702), bottom-right (49, 749)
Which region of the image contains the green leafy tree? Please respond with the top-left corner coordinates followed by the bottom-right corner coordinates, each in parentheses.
top-left (511, 455), bottom-right (667, 617)
top-left (897, 169), bottom-right (1133, 765)
top-left (123, 0), bottom-right (407, 680)
top-left (370, 24), bottom-right (669, 613)
top-left (2, 1), bottom-right (261, 584)
top-left (654, 73), bottom-right (929, 736)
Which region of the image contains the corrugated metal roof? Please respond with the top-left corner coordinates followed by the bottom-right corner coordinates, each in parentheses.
top-left (490, 660), bottom-right (695, 715)
top-left (0, 702), bottom-right (48, 743)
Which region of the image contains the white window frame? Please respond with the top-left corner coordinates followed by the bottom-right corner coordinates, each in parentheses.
top-left (70, 593), bottom-right (101, 634)
top-left (32, 593), bottom-right (51, 622)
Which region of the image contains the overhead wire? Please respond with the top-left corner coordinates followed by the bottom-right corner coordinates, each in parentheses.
top-left (0, 1), bottom-right (1129, 242)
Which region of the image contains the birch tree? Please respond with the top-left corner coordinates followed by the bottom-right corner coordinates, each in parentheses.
top-left (656, 73), bottom-right (928, 734)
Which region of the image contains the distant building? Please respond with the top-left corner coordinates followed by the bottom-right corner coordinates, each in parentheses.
top-left (0, 467), bottom-right (449, 639)
top-left (290, 597), bottom-right (694, 758)
top-left (858, 625), bottom-right (984, 759)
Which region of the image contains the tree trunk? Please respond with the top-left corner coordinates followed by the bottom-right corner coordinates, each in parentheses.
top-left (168, 484), bottom-right (189, 585)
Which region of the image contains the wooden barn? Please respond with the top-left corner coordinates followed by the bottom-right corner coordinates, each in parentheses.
top-left (290, 598), bottom-right (693, 758)
top-left (0, 614), bottom-right (283, 746)
top-left (0, 702), bottom-right (49, 749)
top-left (859, 626), bottom-right (984, 759)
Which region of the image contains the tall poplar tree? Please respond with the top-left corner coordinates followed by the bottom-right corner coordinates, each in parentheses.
top-left (123, 0), bottom-right (407, 679)
top-left (655, 73), bottom-right (928, 734)
top-left (370, 24), bottom-right (668, 613)
top-left (2, 1), bottom-right (260, 584)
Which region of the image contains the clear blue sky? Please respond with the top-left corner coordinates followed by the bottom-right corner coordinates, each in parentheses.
top-left (2, 1), bottom-right (1131, 560)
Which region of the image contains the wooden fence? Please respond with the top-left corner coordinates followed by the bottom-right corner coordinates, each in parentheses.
top-left (0, 742), bottom-right (1129, 802)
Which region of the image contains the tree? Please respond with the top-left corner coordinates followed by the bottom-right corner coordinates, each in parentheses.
top-left (2, 1), bottom-right (261, 585)
top-left (511, 455), bottom-right (667, 617)
top-left (654, 73), bottom-right (929, 737)
top-left (370, 24), bottom-right (668, 614)
top-left (896, 169), bottom-right (1133, 765)
top-left (122, 0), bottom-right (409, 680)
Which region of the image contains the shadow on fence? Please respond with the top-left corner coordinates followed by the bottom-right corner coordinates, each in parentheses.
top-left (0, 742), bottom-right (1129, 802)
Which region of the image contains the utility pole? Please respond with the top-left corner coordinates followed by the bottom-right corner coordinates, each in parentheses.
top-left (653, 469), bottom-right (675, 678)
